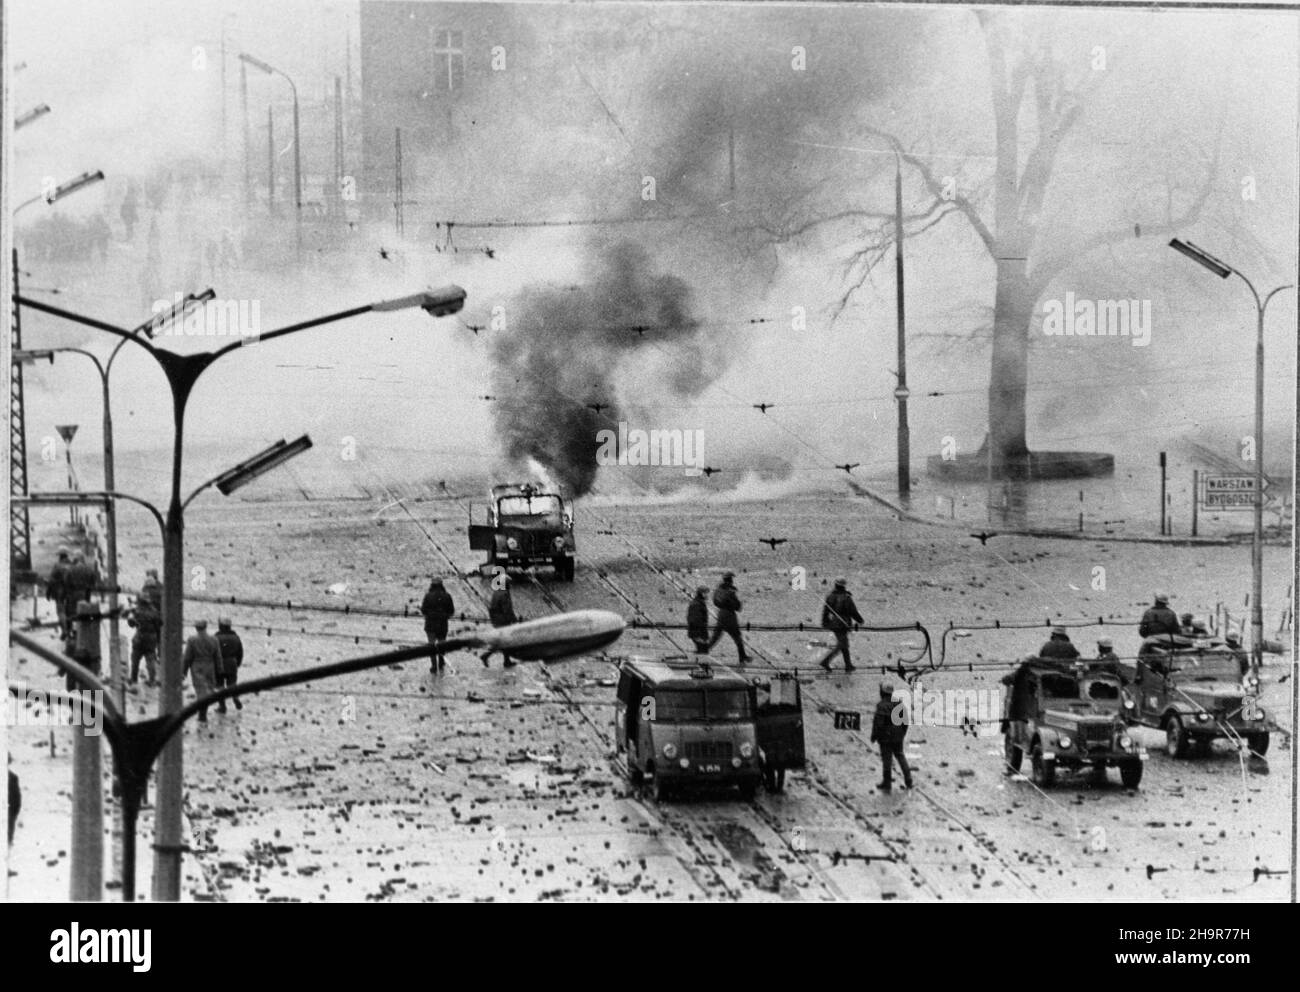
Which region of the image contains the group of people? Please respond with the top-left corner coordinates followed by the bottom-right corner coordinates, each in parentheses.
top-left (45, 546), bottom-right (100, 641)
top-left (181, 617), bottom-right (245, 723)
top-left (418, 573), bottom-right (520, 671)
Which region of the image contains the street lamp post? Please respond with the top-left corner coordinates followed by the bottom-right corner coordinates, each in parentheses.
top-left (1169, 239), bottom-right (1293, 671)
top-left (16, 286), bottom-right (466, 900)
top-left (13, 170), bottom-right (105, 215)
top-left (239, 53), bottom-right (300, 243)
top-left (9, 608), bottom-right (621, 901)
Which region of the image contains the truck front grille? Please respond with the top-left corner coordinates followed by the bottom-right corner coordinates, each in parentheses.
top-left (684, 741), bottom-right (733, 761)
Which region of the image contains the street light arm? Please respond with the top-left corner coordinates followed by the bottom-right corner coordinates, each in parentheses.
top-left (8, 630), bottom-right (128, 728)
top-left (1261, 284), bottom-right (1294, 313)
top-left (208, 304), bottom-right (374, 360)
top-left (15, 296), bottom-right (159, 357)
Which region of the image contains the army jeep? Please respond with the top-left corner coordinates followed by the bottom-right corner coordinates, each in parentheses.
top-left (1002, 660), bottom-right (1146, 788)
top-left (468, 483), bottom-right (576, 581)
top-left (1126, 636), bottom-right (1272, 758)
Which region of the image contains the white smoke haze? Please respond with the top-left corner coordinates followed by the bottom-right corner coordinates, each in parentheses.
top-left (10, 0), bottom-right (1296, 509)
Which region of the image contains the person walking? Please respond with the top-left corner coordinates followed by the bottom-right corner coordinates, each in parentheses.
top-left (869, 682), bottom-right (913, 791)
top-left (214, 617), bottom-right (244, 712)
top-left (127, 596), bottom-right (162, 687)
top-left (686, 587), bottom-right (710, 654)
top-left (707, 572), bottom-right (750, 664)
top-left (61, 553), bottom-right (99, 642)
top-left (486, 576), bottom-right (519, 668)
top-left (140, 568), bottom-right (163, 613)
top-left (182, 619), bottom-right (221, 723)
top-left (420, 577), bottom-right (456, 673)
top-left (819, 578), bottom-right (864, 672)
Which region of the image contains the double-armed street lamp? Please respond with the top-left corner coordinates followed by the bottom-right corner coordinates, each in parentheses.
top-left (15, 285), bottom-right (466, 900)
top-left (9, 608), bottom-right (624, 901)
top-left (1169, 239), bottom-right (1293, 672)
top-left (13, 169), bottom-right (105, 215)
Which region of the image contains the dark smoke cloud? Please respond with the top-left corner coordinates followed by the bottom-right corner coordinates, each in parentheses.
top-left (490, 241), bottom-right (712, 495)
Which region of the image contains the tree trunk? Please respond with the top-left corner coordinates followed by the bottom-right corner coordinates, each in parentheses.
top-left (987, 256), bottom-right (1033, 471)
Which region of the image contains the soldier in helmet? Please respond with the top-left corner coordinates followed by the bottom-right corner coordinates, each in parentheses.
top-left (819, 578), bottom-right (864, 672)
top-left (1038, 626), bottom-right (1080, 662)
top-left (1139, 591), bottom-right (1180, 640)
top-left (1094, 636), bottom-right (1125, 681)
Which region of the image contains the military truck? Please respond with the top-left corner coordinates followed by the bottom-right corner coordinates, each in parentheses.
top-left (1001, 659), bottom-right (1146, 788)
top-left (1126, 636), bottom-right (1272, 758)
top-left (468, 483), bottom-right (576, 581)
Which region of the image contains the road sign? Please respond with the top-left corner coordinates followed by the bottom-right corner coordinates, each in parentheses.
top-left (1201, 474), bottom-right (1270, 510)
top-left (833, 710), bottom-right (861, 731)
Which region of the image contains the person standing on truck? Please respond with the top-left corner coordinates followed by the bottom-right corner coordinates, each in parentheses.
top-left (486, 576), bottom-right (519, 668)
top-left (870, 682), bottom-right (912, 791)
top-left (421, 577), bottom-right (456, 673)
top-left (819, 578), bottom-right (864, 672)
top-left (1224, 631), bottom-right (1251, 678)
top-left (687, 586), bottom-right (710, 654)
top-left (1139, 592), bottom-right (1180, 640)
top-left (1038, 626), bottom-right (1080, 662)
top-left (707, 572), bottom-right (750, 664)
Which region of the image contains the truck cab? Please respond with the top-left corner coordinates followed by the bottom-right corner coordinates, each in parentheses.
top-left (468, 483), bottom-right (576, 581)
top-left (1128, 637), bottom-right (1271, 758)
top-left (614, 659), bottom-right (762, 801)
top-left (1002, 659), bottom-right (1146, 788)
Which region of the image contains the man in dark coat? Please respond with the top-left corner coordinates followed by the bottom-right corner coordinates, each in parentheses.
top-left (47, 547), bottom-right (71, 637)
top-left (127, 596), bottom-right (162, 686)
top-left (686, 587), bottom-right (710, 654)
top-left (214, 617), bottom-right (244, 712)
top-left (420, 577), bottom-right (456, 673)
top-left (819, 577), bottom-right (864, 672)
top-left (1139, 592), bottom-right (1180, 640)
top-left (182, 619), bottom-right (221, 723)
top-left (1038, 626), bottom-right (1080, 662)
top-left (869, 682), bottom-right (912, 791)
top-left (707, 572), bottom-right (749, 664)
top-left (486, 576), bottom-right (518, 668)
top-left (140, 568), bottom-right (163, 613)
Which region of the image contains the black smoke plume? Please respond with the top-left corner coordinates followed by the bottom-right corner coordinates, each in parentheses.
top-left (490, 241), bottom-right (713, 496)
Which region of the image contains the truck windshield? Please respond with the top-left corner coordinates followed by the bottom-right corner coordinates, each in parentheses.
top-left (498, 495), bottom-right (562, 517)
top-left (1171, 653), bottom-right (1243, 681)
top-left (1040, 674), bottom-right (1080, 700)
top-left (1083, 678), bottom-right (1121, 702)
top-left (655, 688), bottom-right (751, 722)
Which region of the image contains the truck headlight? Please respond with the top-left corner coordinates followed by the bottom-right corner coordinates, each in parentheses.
top-left (1120, 736), bottom-right (1133, 749)
top-left (1057, 736), bottom-right (1071, 750)
top-left (553, 536), bottom-right (566, 550)
top-left (1123, 698), bottom-right (1135, 709)
top-left (662, 743), bottom-right (677, 759)
top-left (731, 757), bottom-right (742, 768)
top-left (506, 537), bottom-right (519, 550)
top-left (739, 742), bottom-right (754, 759)
top-left (679, 758), bottom-right (690, 769)
top-left (1252, 708), bottom-right (1266, 722)
top-left (1196, 712), bottom-right (1210, 723)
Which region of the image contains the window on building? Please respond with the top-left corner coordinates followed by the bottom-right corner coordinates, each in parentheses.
top-left (433, 28), bottom-right (464, 91)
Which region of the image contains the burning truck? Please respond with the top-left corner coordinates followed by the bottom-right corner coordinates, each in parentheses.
top-left (468, 483), bottom-right (577, 581)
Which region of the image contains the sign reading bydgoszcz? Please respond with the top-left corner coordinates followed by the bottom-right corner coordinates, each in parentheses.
top-left (1201, 474), bottom-right (1269, 510)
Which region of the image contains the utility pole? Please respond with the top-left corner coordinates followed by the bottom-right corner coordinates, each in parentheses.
top-left (333, 76), bottom-right (344, 219)
top-left (10, 251), bottom-right (33, 582)
top-left (241, 61), bottom-right (250, 212)
top-left (893, 156), bottom-right (910, 499)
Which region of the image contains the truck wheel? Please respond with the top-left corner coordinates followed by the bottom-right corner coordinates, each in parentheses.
top-left (1031, 745), bottom-right (1056, 788)
top-left (739, 781), bottom-right (757, 801)
top-left (1119, 761), bottom-right (1143, 788)
top-left (775, 768), bottom-right (786, 792)
top-left (1004, 736), bottom-right (1023, 774)
top-left (1247, 733), bottom-right (1269, 757)
top-left (1165, 715), bottom-right (1190, 758)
